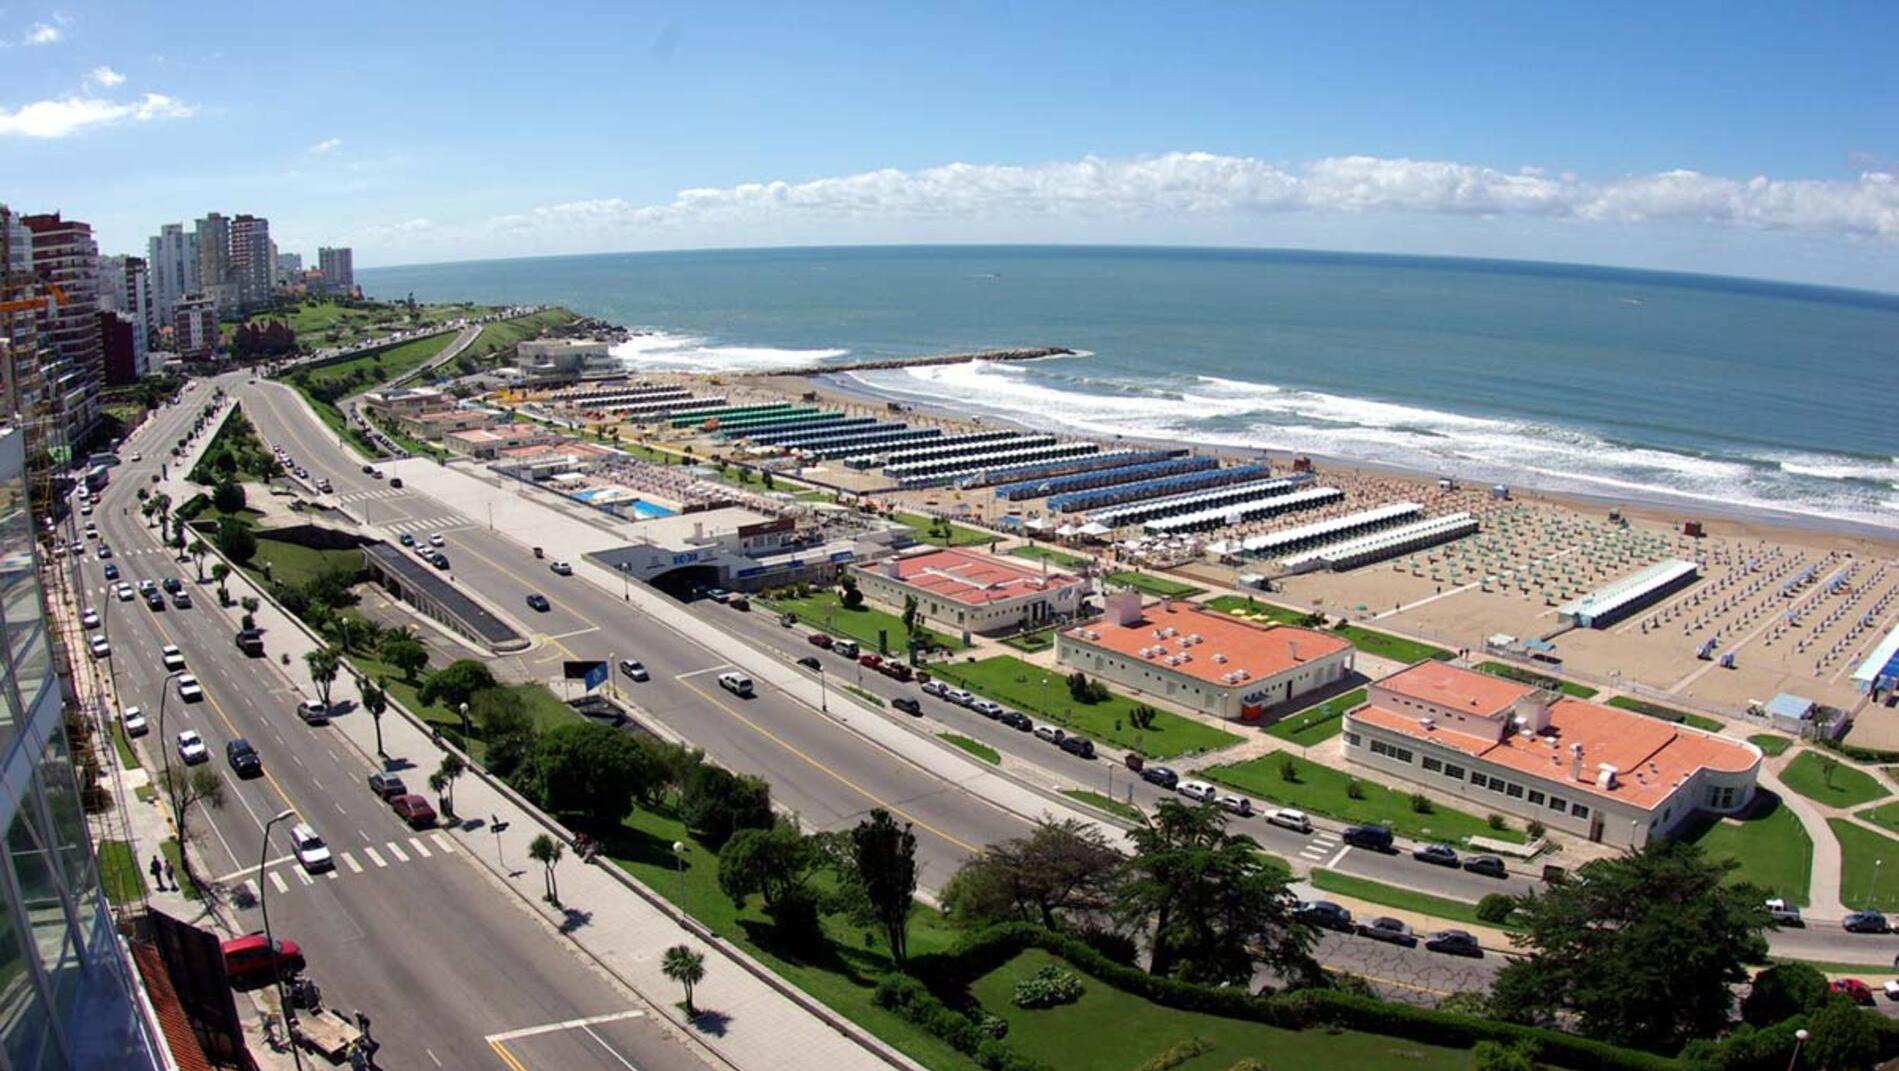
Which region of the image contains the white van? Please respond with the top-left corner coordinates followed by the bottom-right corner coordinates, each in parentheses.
top-left (1266, 808), bottom-right (1313, 834)
top-left (832, 639), bottom-right (860, 659)
top-left (718, 671), bottom-right (754, 698)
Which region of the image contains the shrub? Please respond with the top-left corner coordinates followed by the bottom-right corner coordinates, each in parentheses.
top-left (1225, 1062), bottom-right (1269, 1071)
top-left (1526, 819), bottom-right (1546, 840)
top-left (1011, 964), bottom-right (1084, 1009)
top-left (1487, 813), bottom-right (1506, 831)
top-left (1473, 1040), bottom-right (1536, 1071)
top-left (1074, 926), bottom-right (1139, 967)
top-left (1437, 991), bottom-right (1491, 1017)
top-left (1278, 756), bottom-right (1299, 783)
top-left (1345, 778), bottom-right (1365, 800)
top-left (1133, 1037), bottom-right (1213, 1071)
top-left (1408, 791), bottom-right (1433, 814)
top-left (1740, 963), bottom-right (1829, 1027)
top-left (1325, 971), bottom-right (1376, 997)
top-left (1475, 894), bottom-right (1518, 925)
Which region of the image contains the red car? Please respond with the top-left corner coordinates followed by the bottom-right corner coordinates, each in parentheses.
top-left (882, 662), bottom-right (913, 683)
top-left (221, 933), bottom-right (303, 983)
top-left (859, 653), bottom-right (882, 669)
top-left (807, 632), bottom-right (833, 649)
top-left (390, 793), bottom-right (438, 829)
top-left (1831, 978), bottom-right (1876, 1006)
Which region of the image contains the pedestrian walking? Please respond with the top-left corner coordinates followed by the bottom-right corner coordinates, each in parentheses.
top-left (149, 855), bottom-right (164, 891)
top-left (163, 859), bottom-right (176, 892)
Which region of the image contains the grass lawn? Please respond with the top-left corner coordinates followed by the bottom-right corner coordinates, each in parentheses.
top-left (1265, 689), bottom-right (1366, 747)
top-left (1204, 595), bottom-right (1315, 626)
top-left (970, 948), bottom-right (1473, 1071)
top-left (342, 643), bottom-right (578, 765)
top-left (1606, 694), bottom-right (1722, 731)
top-left (1203, 753), bottom-right (1525, 844)
top-left (1338, 625), bottom-right (1452, 664)
top-left (454, 309), bottom-right (578, 364)
top-left (842, 684), bottom-right (884, 707)
top-left (109, 722), bottom-right (140, 769)
top-left (1857, 801), bottom-right (1899, 835)
top-left (1780, 750), bottom-right (1889, 808)
top-left (759, 590), bottom-right (962, 652)
top-left (1007, 544), bottom-right (1090, 569)
top-left (1308, 869), bottom-right (1519, 931)
top-left (1106, 570), bottom-right (1205, 599)
top-left (601, 803), bottom-right (975, 1071)
top-left (1061, 788), bottom-right (1142, 823)
top-left (1750, 734), bottom-right (1793, 757)
top-left (1477, 661), bottom-right (1597, 699)
top-left (999, 628), bottom-right (1055, 653)
top-left (894, 512), bottom-right (992, 548)
top-left (134, 784), bottom-right (154, 803)
top-left (1684, 793), bottom-right (1812, 905)
top-left (245, 536), bottom-right (364, 590)
top-left (160, 839), bottom-right (200, 900)
top-left (1830, 820), bottom-right (1899, 912)
top-left (930, 656), bottom-right (1241, 760)
top-left (98, 840), bottom-right (145, 903)
top-left (293, 330), bottom-right (457, 398)
top-left (938, 732), bottom-right (999, 765)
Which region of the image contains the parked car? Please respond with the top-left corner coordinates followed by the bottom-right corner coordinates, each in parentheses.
top-left (367, 772), bottom-right (408, 800)
top-left (177, 675), bottom-right (203, 703)
top-left (549, 560), bottom-right (573, 576)
top-left (390, 794), bottom-right (438, 829)
top-left (1177, 779), bottom-right (1217, 803)
top-left (832, 639), bottom-right (860, 659)
top-left (290, 823), bottom-right (333, 871)
top-left (881, 662), bottom-right (913, 683)
top-left (619, 659), bottom-right (649, 681)
top-left (226, 738), bottom-right (263, 778)
top-left (797, 655), bottom-right (822, 671)
top-left (779, 612), bottom-right (798, 627)
top-left (1463, 855), bottom-right (1509, 879)
top-left (236, 628), bottom-right (265, 656)
top-left (1342, 824), bottom-right (1395, 851)
top-left (705, 588), bottom-right (731, 604)
top-left (80, 608), bottom-right (100, 630)
top-left (1266, 808), bottom-right (1312, 834)
top-left (221, 934), bottom-right (304, 983)
top-left (969, 698), bottom-right (1003, 719)
top-left (1356, 916), bottom-right (1418, 946)
top-left (121, 706), bottom-right (148, 737)
top-left (999, 710), bottom-right (1033, 731)
top-left (1843, 910), bottom-right (1890, 934)
top-left (944, 688), bottom-right (974, 707)
top-left (718, 671), bottom-right (754, 698)
top-left (88, 634), bottom-right (111, 659)
top-left (1216, 793), bottom-right (1253, 817)
top-left (102, 563), bottom-right (118, 580)
top-left (1424, 930), bottom-right (1483, 957)
top-left (1292, 900), bottom-right (1354, 932)
top-left (1764, 898), bottom-right (1804, 927)
top-left (525, 593), bottom-right (550, 612)
top-left (176, 730), bottom-right (208, 764)
top-left (1033, 725), bottom-right (1066, 745)
top-left (891, 696), bottom-right (923, 717)
top-left (95, 545), bottom-right (112, 559)
top-left (1059, 735), bottom-right (1096, 759)
top-left (1141, 765), bottom-right (1180, 789)
top-left (430, 553), bottom-right (449, 570)
top-left (1413, 843), bottom-right (1459, 867)
top-left (807, 632), bottom-right (834, 650)
top-left (858, 653), bottom-right (883, 669)
top-left (1831, 978), bottom-right (1877, 1006)
top-left (729, 596), bottom-right (750, 611)
top-left (298, 699), bottom-right (329, 725)
top-left (388, 477), bottom-right (402, 489)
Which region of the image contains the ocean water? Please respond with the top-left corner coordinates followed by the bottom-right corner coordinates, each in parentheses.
top-left (361, 246), bottom-right (1899, 531)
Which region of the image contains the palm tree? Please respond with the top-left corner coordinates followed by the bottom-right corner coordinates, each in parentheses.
top-left (188, 539), bottom-right (208, 581)
top-left (361, 676), bottom-right (388, 756)
top-left (210, 562), bottom-right (231, 605)
top-left (661, 944), bottom-right (706, 1016)
top-left (528, 833), bottom-right (563, 905)
top-left (435, 752), bottom-right (465, 815)
top-left (304, 645), bottom-right (341, 708)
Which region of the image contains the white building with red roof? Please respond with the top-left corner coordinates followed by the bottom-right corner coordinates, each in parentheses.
top-left (850, 546), bottom-right (1087, 639)
top-left (1343, 661), bottom-right (1760, 848)
top-left (1056, 593), bottom-right (1354, 721)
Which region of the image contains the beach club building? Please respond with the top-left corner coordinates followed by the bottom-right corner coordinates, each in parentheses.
top-left (1343, 661), bottom-right (1760, 847)
top-left (1056, 593), bottom-right (1354, 721)
top-left (849, 546), bottom-right (1086, 639)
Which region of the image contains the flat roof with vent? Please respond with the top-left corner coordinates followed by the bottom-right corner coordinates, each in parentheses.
top-left (1061, 602), bottom-right (1349, 687)
top-left (874, 546), bottom-right (1081, 606)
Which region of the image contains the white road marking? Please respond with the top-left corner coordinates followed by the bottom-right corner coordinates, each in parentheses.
top-left (268, 871), bottom-right (288, 894)
top-left (385, 841), bottom-right (409, 863)
top-left (582, 1023), bottom-right (641, 1070)
top-left (484, 1009), bottom-right (647, 1042)
top-left (1325, 845), bottom-right (1352, 868)
top-left (430, 832), bottom-right (455, 854)
top-left (409, 837), bottom-right (431, 858)
top-left (676, 665), bottom-right (731, 680)
top-left (364, 846), bottom-right (387, 868)
top-left (340, 853), bottom-right (363, 874)
top-left (243, 879), bottom-right (260, 901)
top-left (294, 868), bottom-right (313, 886)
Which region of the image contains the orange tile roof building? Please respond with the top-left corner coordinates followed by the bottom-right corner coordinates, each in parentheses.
top-left (1056, 593), bottom-right (1354, 722)
top-left (1343, 661), bottom-right (1760, 847)
top-left (851, 546), bottom-right (1087, 639)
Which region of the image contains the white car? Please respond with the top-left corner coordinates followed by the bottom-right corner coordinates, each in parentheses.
top-left (175, 730), bottom-right (208, 764)
top-left (88, 635), bottom-right (110, 659)
top-left (428, 534), bottom-right (445, 547)
top-left (176, 675), bottom-right (204, 703)
top-left (79, 503), bottom-right (92, 516)
top-left (121, 706), bottom-right (148, 737)
top-left (1217, 793), bottom-right (1254, 817)
top-left (79, 608), bottom-right (100, 630)
top-left (297, 699), bottom-right (330, 725)
top-left (161, 645), bottom-right (186, 672)
top-left (290, 823), bottom-right (333, 872)
top-left (549, 560), bottom-right (573, 576)
top-left (115, 582), bottom-right (134, 602)
top-left (129, 452), bottom-right (141, 462)
top-left (1266, 808), bottom-right (1313, 834)
top-left (1177, 779), bottom-right (1217, 803)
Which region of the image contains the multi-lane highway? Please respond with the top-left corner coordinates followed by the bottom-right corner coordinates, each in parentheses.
top-left (81, 379), bottom-right (712, 1071)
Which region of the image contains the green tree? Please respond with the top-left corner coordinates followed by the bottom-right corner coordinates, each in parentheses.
top-left (525, 723), bottom-right (655, 824)
top-left (434, 752), bottom-right (466, 815)
top-left (361, 676), bottom-right (389, 756)
top-left (717, 819), bottom-right (823, 935)
top-left (380, 634), bottom-right (429, 683)
top-left (528, 833), bottom-right (564, 905)
top-left (942, 818), bottom-right (1119, 930)
top-left (158, 766), bottom-right (225, 881)
top-left (187, 539), bottom-right (208, 581)
top-left (1741, 962), bottom-right (1830, 1027)
top-left (473, 689), bottom-right (538, 778)
top-left (1115, 799), bottom-right (1317, 987)
top-left (215, 516), bottom-right (256, 563)
top-left (1806, 996), bottom-right (1879, 1071)
top-left (834, 809), bottom-right (918, 968)
top-left (212, 480), bottom-right (246, 514)
top-left (1489, 839), bottom-right (1771, 1051)
top-left (418, 659), bottom-right (496, 709)
top-left (304, 645), bottom-right (341, 708)
top-left (661, 944), bottom-right (706, 1016)
top-left (210, 562), bottom-right (232, 606)
top-left (900, 594), bottom-right (920, 639)
top-left (838, 572), bottom-right (864, 610)
top-left (679, 764), bottom-right (773, 847)
top-left (1471, 1041), bottom-right (1536, 1071)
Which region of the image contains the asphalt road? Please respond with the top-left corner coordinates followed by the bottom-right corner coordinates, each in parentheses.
top-left (230, 373), bottom-right (1899, 1000)
top-left (82, 378), bottom-right (712, 1071)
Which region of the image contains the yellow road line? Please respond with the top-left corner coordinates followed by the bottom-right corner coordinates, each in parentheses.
top-left (488, 1038), bottom-right (532, 1071)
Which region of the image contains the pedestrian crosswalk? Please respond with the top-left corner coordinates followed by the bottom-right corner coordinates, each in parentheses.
top-left (381, 515), bottom-right (465, 535)
top-left (337, 488), bottom-right (407, 504)
top-left (1299, 829), bottom-right (1343, 865)
top-left (238, 831), bottom-right (458, 901)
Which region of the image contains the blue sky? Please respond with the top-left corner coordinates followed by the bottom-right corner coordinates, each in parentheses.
top-left (2, 2), bottom-right (1896, 288)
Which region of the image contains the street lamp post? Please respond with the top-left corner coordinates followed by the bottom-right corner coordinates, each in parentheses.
top-left (1787, 1028), bottom-right (1809, 1071)
top-left (459, 701), bottom-right (470, 741)
top-left (260, 808), bottom-right (307, 1071)
top-left (671, 841), bottom-right (686, 904)
top-left (1871, 859), bottom-right (1884, 906)
top-left (153, 669), bottom-right (188, 822)
top-left (817, 665), bottom-right (827, 714)
top-left (1040, 676), bottom-right (1048, 718)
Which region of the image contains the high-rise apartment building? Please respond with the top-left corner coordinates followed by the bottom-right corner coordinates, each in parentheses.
top-left (144, 224), bottom-right (198, 328)
top-left (229, 214), bottom-right (271, 312)
top-left (0, 206), bottom-right (49, 431)
top-left (192, 213), bottom-right (234, 318)
top-left (172, 295), bottom-right (217, 362)
top-left (275, 251), bottom-right (303, 284)
top-left (94, 255), bottom-right (150, 376)
top-left (317, 246), bottom-right (353, 294)
top-left (19, 214), bottom-right (101, 449)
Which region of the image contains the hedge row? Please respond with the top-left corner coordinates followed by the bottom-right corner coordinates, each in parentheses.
top-left (911, 924), bottom-right (1679, 1071)
top-left (871, 975), bottom-right (1045, 1071)
top-left (1816, 735), bottom-right (1899, 765)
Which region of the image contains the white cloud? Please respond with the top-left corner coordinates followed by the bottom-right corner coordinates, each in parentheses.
top-left (308, 136), bottom-right (342, 154)
top-left (24, 22), bottom-right (61, 45)
top-left (485, 151), bottom-right (1899, 245)
top-left (86, 65), bottom-right (125, 87)
top-left (0, 92), bottom-right (197, 138)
